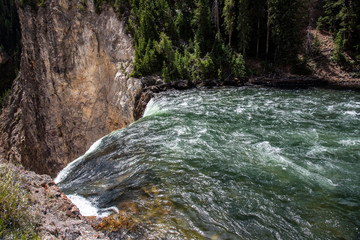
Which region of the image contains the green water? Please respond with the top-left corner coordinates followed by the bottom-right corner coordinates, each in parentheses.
top-left (56, 87), bottom-right (360, 239)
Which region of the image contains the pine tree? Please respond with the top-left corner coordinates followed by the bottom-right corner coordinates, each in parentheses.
top-left (248, 0), bottom-right (266, 59)
top-left (318, 0), bottom-right (360, 56)
top-left (266, 0), bottom-right (271, 59)
top-left (223, 0), bottom-right (235, 46)
top-left (237, 0), bottom-right (251, 55)
top-left (192, 0), bottom-right (215, 53)
top-left (269, 0), bottom-right (305, 63)
top-left (213, 0), bottom-right (220, 36)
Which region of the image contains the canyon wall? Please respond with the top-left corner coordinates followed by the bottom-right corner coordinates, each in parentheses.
top-left (0, 0), bottom-right (142, 177)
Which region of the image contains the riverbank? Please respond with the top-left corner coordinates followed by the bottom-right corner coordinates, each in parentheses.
top-left (138, 72), bottom-right (359, 106)
top-left (1, 73), bottom-right (359, 239)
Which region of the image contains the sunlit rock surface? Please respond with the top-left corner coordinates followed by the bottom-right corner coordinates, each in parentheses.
top-left (0, 0), bottom-right (143, 177)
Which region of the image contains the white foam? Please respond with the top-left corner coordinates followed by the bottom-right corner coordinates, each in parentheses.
top-left (54, 157), bottom-right (82, 184)
top-left (67, 194), bottom-right (99, 216)
top-left (339, 139), bottom-right (360, 146)
top-left (277, 155), bottom-right (337, 189)
top-left (327, 106), bottom-right (334, 112)
top-left (344, 110), bottom-right (358, 116)
top-left (86, 137), bottom-right (103, 155)
top-left (256, 141), bottom-right (337, 189)
top-left (54, 136), bottom-right (104, 184)
top-left (67, 194), bottom-right (118, 218)
top-left (236, 106), bottom-right (244, 113)
top-left (179, 101), bottom-right (188, 107)
top-left (143, 99), bottom-right (160, 117)
top-left (306, 145), bottom-right (329, 156)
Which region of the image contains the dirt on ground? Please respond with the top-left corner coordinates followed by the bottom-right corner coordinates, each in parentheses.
top-left (246, 29), bottom-right (360, 89)
top-left (306, 29), bottom-right (360, 87)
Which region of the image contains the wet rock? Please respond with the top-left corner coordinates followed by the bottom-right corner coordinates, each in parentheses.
top-left (249, 75), bottom-right (329, 88)
top-left (170, 79), bottom-right (192, 90)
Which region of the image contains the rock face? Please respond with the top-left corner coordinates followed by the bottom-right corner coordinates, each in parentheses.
top-left (0, 0), bottom-right (142, 177)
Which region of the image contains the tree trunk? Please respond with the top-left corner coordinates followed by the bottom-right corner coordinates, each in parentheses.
top-left (256, 18), bottom-right (260, 58)
top-left (229, 30), bottom-right (232, 46)
top-left (266, 0), bottom-right (270, 59)
top-left (214, 0), bottom-right (220, 35)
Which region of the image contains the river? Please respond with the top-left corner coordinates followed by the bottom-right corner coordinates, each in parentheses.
top-left (55, 87), bottom-right (360, 239)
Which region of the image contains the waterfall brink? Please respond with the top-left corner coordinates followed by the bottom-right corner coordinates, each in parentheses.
top-left (55, 87), bottom-right (360, 239)
top-left (54, 136), bottom-right (105, 184)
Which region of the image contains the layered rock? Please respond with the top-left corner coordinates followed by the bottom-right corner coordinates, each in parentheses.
top-left (0, 0), bottom-right (142, 177)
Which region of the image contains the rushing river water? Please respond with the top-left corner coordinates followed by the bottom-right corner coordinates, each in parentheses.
top-left (56, 87), bottom-right (360, 239)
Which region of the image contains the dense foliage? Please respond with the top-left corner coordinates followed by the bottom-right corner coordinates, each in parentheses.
top-left (95, 0), bottom-right (310, 81)
top-left (93, 0), bottom-right (360, 79)
top-left (0, 0), bottom-right (21, 109)
top-left (318, 0), bottom-right (360, 62)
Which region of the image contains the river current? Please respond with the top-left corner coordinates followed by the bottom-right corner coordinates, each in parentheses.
top-left (55, 87), bottom-right (360, 239)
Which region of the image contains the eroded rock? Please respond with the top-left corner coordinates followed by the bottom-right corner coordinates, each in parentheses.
top-left (0, 1), bottom-right (143, 177)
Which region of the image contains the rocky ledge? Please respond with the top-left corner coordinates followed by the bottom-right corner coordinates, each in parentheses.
top-left (248, 75), bottom-right (360, 90)
top-left (0, 160), bottom-right (108, 240)
top-left (137, 74), bottom-right (360, 101)
top-left (248, 75), bottom-right (329, 88)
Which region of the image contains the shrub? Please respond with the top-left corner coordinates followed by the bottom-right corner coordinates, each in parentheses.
top-left (231, 53), bottom-right (246, 78)
top-left (312, 34), bottom-right (321, 56)
top-left (0, 164), bottom-right (40, 239)
top-left (331, 31), bottom-right (347, 65)
top-left (200, 54), bottom-right (215, 80)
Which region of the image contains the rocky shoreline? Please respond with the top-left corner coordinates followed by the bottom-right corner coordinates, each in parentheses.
top-left (139, 74), bottom-right (360, 100)
top-left (2, 74), bottom-right (359, 239)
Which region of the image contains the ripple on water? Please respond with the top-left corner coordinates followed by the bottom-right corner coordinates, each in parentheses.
top-left (56, 87), bottom-right (360, 239)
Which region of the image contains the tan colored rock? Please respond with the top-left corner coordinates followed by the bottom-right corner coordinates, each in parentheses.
top-left (0, 1), bottom-right (143, 177)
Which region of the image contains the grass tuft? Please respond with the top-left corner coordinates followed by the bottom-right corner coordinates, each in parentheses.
top-left (0, 163), bottom-right (40, 239)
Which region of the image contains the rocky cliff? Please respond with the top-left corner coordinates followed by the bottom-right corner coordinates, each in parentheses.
top-left (0, 0), bottom-right (143, 177)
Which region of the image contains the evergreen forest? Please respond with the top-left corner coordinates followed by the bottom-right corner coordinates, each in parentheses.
top-left (94, 0), bottom-right (360, 81)
top-left (1, 0), bottom-right (360, 108)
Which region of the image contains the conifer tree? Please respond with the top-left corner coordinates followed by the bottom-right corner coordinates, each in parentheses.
top-left (237, 0), bottom-right (251, 55)
top-left (269, 0), bottom-right (305, 63)
top-left (213, 0), bottom-right (220, 36)
top-left (250, 0), bottom-right (266, 59)
top-left (318, 0), bottom-right (360, 56)
top-left (266, 0), bottom-right (271, 59)
top-left (223, 0), bottom-right (235, 46)
top-left (192, 0), bottom-right (215, 52)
